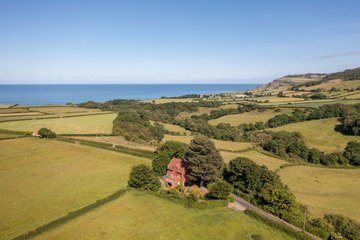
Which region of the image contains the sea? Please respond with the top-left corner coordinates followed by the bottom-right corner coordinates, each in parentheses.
top-left (0, 84), bottom-right (259, 105)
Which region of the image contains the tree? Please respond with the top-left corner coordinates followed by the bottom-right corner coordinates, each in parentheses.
top-left (128, 164), bottom-right (160, 191)
top-left (38, 128), bottom-right (56, 138)
top-left (183, 135), bottom-right (224, 187)
top-left (152, 141), bottom-right (188, 176)
top-left (150, 122), bottom-right (165, 142)
top-left (343, 141), bottom-right (360, 166)
top-left (341, 113), bottom-right (360, 135)
top-left (206, 179), bottom-right (233, 199)
top-left (277, 91), bottom-right (285, 97)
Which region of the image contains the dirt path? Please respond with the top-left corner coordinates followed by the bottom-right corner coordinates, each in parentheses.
top-left (229, 195), bottom-right (322, 240)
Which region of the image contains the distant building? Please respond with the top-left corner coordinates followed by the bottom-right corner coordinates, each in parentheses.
top-left (32, 130), bottom-right (40, 137)
top-left (162, 157), bottom-right (186, 188)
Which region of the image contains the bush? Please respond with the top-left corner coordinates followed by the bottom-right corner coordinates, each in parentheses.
top-left (128, 164), bottom-right (160, 191)
top-left (38, 128), bottom-right (57, 138)
top-left (206, 179), bottom-right (233, 199)
top-left (343, 141), bottom-right (360, 166)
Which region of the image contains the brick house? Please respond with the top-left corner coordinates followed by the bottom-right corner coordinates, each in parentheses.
top-left (162, 157), bottom-right (186, 188)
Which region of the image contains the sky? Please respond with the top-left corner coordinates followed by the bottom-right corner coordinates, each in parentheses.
top-left (0, 0), bottom-right (360, 84)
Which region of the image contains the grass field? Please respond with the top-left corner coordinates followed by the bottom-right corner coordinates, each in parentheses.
top-left (163, 134), bottom-right (252, 152)
top-left (209, 109), bottom-right (293, 126)
top-left (151, 121), bottom-right (191, 135)
top-left (220, 150), bottom-right (287, 171)
top-left (0, 113), bottom-right (117, 134)
top-left (34, 191), bottom-right (295, 240)
top-left (252, 96), bottom-right (305, 103)
top-left (0, 138), bottom-right (149, 239)
top-left (270, 118), bottom-right (359, 153)
top-left (0, 132), bottom-right (20, 139)
top-left (279, 165), bottom-right (360, 222)
top-left (303, 79), bottom-right (360, 91)
top-left (29, 106), bottom-right (101, 114)
top-left (69, 136), bottom-right (157, 152)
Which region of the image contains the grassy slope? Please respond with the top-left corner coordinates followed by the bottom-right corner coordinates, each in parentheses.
top-left (163, 134), bottom-right (252, 151)
top-left (34, 191), bottom-right (295, 240)
top-left (279, 165), bottom-right (360, 222)
top-left (0, 113), bottom-right (117, 134)
top-left (270, 118), bottom-right (359, 153)
top-left (209, 109), bottom-right (293, 126)
top-left (0, 138), bottom-right (149, 239)
top-left (220, 150), bottom-right (287, 171)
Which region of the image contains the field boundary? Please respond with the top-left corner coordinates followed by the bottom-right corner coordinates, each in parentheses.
top-left (11, 189), bottom-right (127, 240)
top-left (56, 137), bottom-right (155, 159)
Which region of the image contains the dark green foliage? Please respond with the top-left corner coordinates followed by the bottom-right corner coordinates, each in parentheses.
top-left (306, 218), bottom-right (333, 240)
top-left (150, 122), bottom-right (165, 142)
top-left (128, 164), bottom-right (160, 191)
top-left (343, 141), bottom-right (360, 166)
top-left (277, 91), bottom-right (285, 97)
top-left (184, 136), bottom-right (224, 187)
top-left (309, 93), bottom-right (327, 99)
top-left (341, 113), bottom-right (360, 135)
top-left (324, 214), bottom-right (360, 240)
top-left (206, 179), bottom-right (233, 199)
top-left (323, 67), bottom-right (360, 81)
top-left (152, 141), bottom-right (188, 176)
top-left (224, 157), bottom-right (304, 227)
top-left (38, 128), bottom-right (57, 138)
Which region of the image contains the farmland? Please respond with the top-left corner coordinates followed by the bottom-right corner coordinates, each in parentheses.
top-left (0, 138), bottom-right (149, 239)
top-left (209, 108), bottom-right (293, 126)
top-left (220, 150), bottom-right (287, 171)
top-left (270, 118), bottom-right (359, 153)
top-left (0, 113), bottom-right (117, 134)
top-left (279, 165), bottom-right (360, 222)
top-left (34, 191), bottom-right (295, 240)
top-left (163, 134), bottom-right (253, 152)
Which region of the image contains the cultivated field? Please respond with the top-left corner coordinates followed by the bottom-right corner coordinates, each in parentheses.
top-left (270, 118), bottom-right (359, 153)
top-left (69, 136), bottom-right (157, 152)
top-left (220, 150), bottom-right (287, 171)
top-left (279, 165), bottom-right (360, 222)
top-left (29, 106), bottom-right (102, 114)
top-left (0, 138), bottom-right (149, 239)
top-left (209, 108), bottom-right (293, 126)
top-left (34, 191), bottom-right (295, 240)
top-left (163, 134), bottom-right (253, 152)
top-left (0, 113), bottom-right (117, 134)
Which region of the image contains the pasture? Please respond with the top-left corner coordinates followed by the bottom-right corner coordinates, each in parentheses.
top-left (69, 136), bottom-right (157, 152)
top-left (0, 113), bottom-right (117, 134)
top-left (302, 79), bottom-right (360, 91)
top-left (279, 165), bottom-right (360, 222)
top-left (220, 150), bottom-right (287, 171)
top-left (0, 138), bottom-right (149, 239)
top-left (142, 98), bottom-right (196, 104)
top-left (209, 108), bottom-right (293, 126)
top-left (34, 191), bottom-right (295, 240)
top-left (163, 134), bottom-right (253, 152)
top-left (29, 106), bottom-right (101, 114)
top-left (270, 118), bottom-right (359, 153)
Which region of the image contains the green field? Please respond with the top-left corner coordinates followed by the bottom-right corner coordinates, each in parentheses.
top-left (0, 138), bottom-right (149, 239)
top-left (279, 165), bottom-right (360, 222)
top-left (209, 109), bottom-right (293, 126)
top-left (163, 134), bottom-right (252, 152)
top-left (34, 191), bottom-right (295, 240)
top-left (270, 118), bottom-right (359, 153)
top-left (0, 113), bottom-right (117, 134)
top-left (0, 132), bottom-right (20, 139)
top-left (220, 150), bottom-right (287, 171)
top-left (303, 79), bottom-right (360, 91)
top-left (29, 106), bottom-right (102, 114)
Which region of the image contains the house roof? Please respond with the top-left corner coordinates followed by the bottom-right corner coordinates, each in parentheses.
top-left (167, 157), bottom-right (185, 171)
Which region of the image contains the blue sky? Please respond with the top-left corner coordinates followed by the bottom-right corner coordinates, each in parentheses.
top-left (0, 0), bottom-right (359, 84)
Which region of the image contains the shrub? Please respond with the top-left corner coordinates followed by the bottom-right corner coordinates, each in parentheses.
top-left (206, 179), bottom-right (233, 199)
top-left (343, 141), bottom-right (360, 166)
top-left (128, 164), bottom-right (160, 191)
top-left (38, 128), bottom-right (57, 138)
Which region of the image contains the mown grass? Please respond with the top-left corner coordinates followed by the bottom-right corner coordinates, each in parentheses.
top-left (0, 132), bottom-right (20, 139)
top-left (163, 134), bottom-right (252, 151)
top-left (220, 150), bottom-right (287, 171)
top-left (34, 191), bottom-right (296, 240)
top-left (279, 165), bottom-right (360, 222)
top-left (209, 109), bottom-right (293, 126)
top-left (0, 113), bottom-right (117, 134)
top-left (0, 138), bottom-right (149, 239)
top-left (69, 136), bottom-right (157, 152)
top-left (270, 118), bottom-right (359, 153)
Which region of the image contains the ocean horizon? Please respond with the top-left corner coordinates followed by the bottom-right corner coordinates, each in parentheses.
top-left (0, 84), bottom-right (260, 105)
